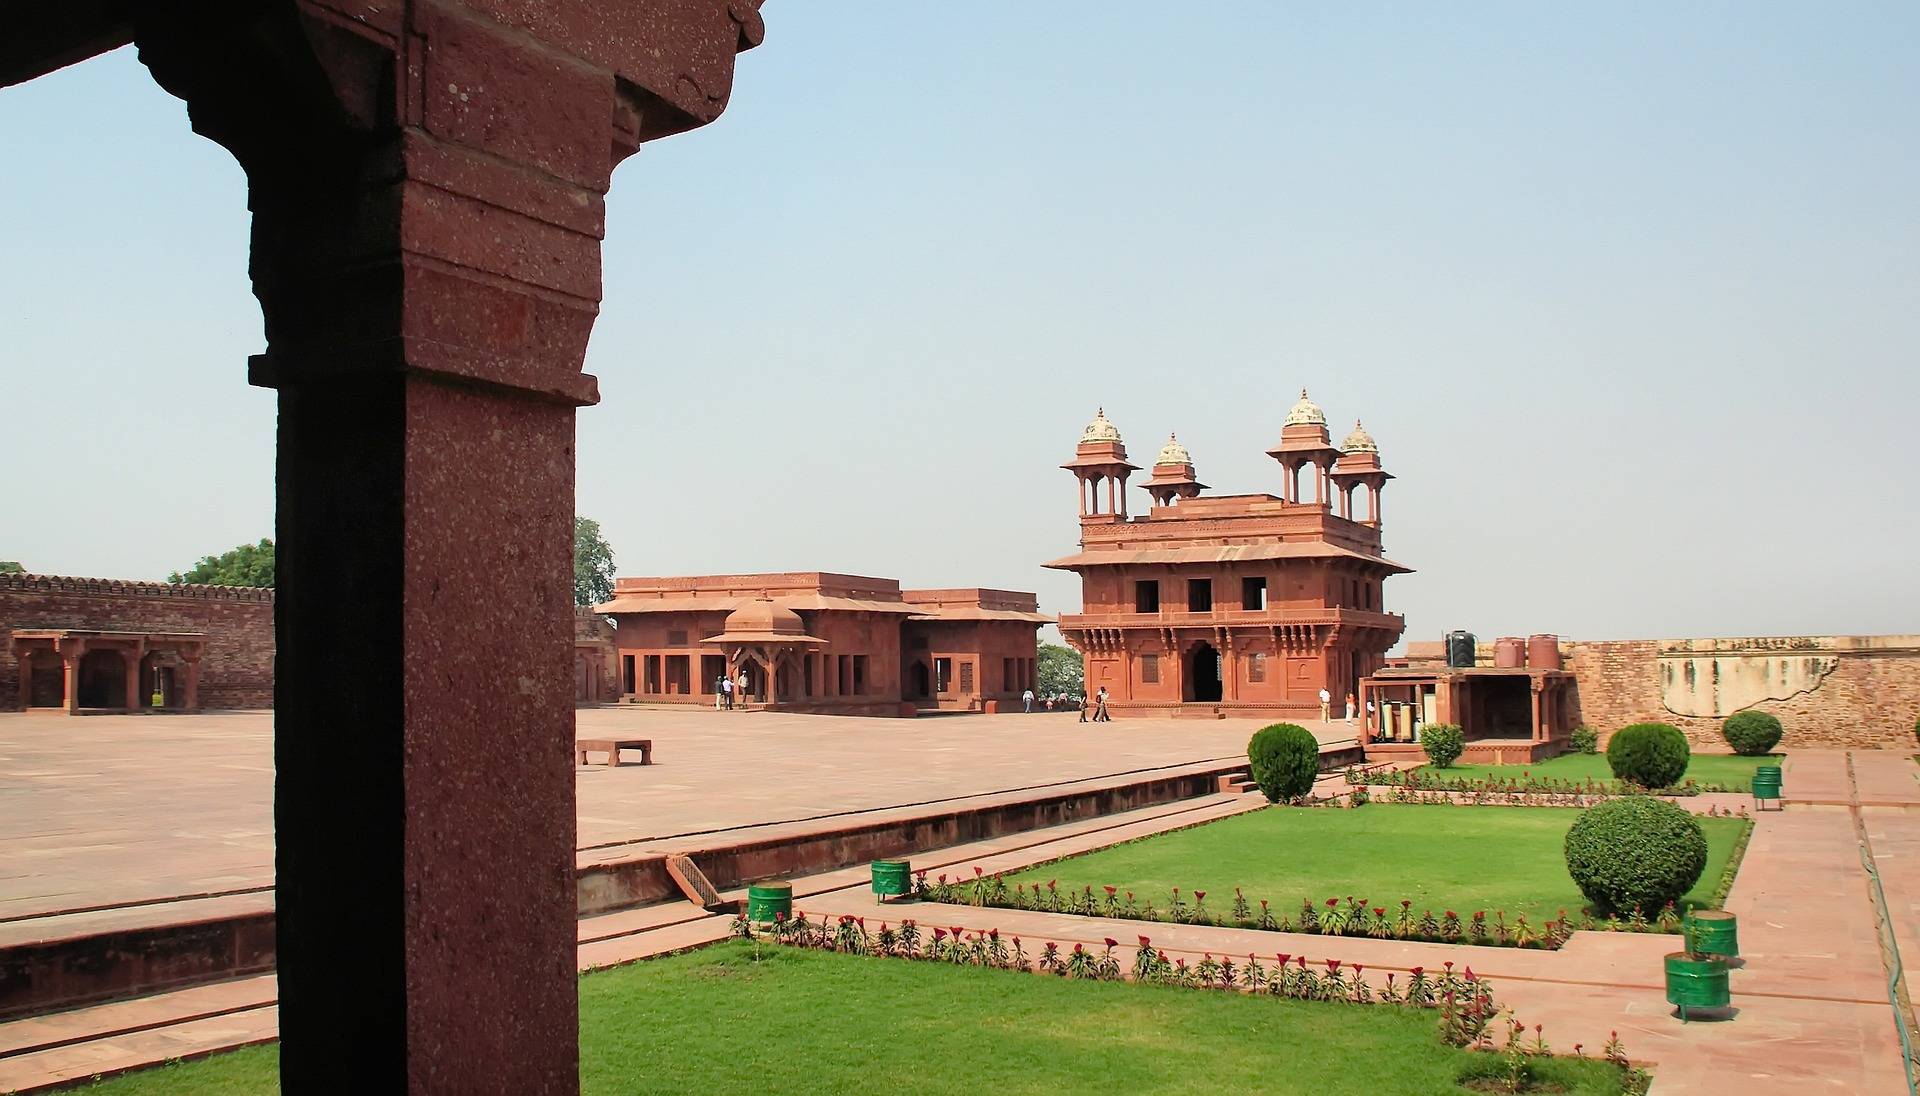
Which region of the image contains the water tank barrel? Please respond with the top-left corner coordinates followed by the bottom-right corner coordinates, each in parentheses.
top-left (1527, 634), bottom-right (1562, 671)
top-left (1493, 637), bottom-right (1526, 669)
top-left (1445, 630), bottom-right (1477, 669)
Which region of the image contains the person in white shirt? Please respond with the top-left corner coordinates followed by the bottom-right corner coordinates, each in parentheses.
top-left (720, 675), bottom-right (734, 710)
top-left (1318, 687), bottom-right (1331, 722)
top-left (1021, 687), bottom-right (1035, 713)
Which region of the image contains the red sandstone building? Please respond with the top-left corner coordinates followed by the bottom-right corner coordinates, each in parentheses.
top-left (1050, 396), bottom-right (1408, 719)
top-left (595, 573), bottom-right (1048, 716)
top-left (2, 573), bottom-right (274, 713)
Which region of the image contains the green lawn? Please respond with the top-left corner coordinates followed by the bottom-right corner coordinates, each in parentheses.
top-left (1002, 804), bottom-right (1747, 925)
top-left (74, 942), bottom-right (1628, 1094)
top-left (1422, 752), bottom-right (1784, 792)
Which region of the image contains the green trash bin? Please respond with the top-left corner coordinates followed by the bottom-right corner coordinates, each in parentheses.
top-left (871, 859), bottom-right (912, 899)
top-left (1687, 910), bottom-right (1739, 960)
top-left (746, 881), bottom-right (793, 923)
top-left (1664, 951), bottom-right (1730, 1021)
top-left (1751, 765), bottom-right (1782, 809)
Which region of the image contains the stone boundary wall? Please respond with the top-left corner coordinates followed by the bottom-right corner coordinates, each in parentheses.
top-left (1562, 635), bottom-right (1920, 751)
top-left (0, 573), bottom-right (275, 710)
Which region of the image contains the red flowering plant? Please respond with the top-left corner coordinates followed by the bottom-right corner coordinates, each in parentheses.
top-left (1065, 941), bottom-right (1096, 980)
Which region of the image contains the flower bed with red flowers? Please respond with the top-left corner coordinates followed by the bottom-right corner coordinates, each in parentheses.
top-left (913, 869), bottom-right (1707, 949)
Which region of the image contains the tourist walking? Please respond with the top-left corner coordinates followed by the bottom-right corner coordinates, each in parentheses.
top-left (1078, 693), bottom-right (1090, 723)
top-left (714, 675), bottom-right (725, 710)
top-left (1345, 691), bottom-right (1356, 725)
top-left (720, 675), bottom-right (734, 710)
top-left (1318, 686), bottom-right (1331, 722)
top-left (1022, 687), bottom-right (1035, 713)
top-left (1093, 685), bottom-right (1111, 722)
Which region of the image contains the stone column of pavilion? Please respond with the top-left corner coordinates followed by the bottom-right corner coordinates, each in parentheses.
top-left (0, 3), bottom-right (763, 1091)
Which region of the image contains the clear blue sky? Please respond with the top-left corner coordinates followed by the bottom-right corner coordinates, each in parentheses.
top-left (3, 3), bottom-right (1915, 644)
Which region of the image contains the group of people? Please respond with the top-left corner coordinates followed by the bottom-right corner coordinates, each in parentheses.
top-left (714, 673), bottom-right (753, 710)
top-left (1316, 686), bottom-right (1374, 727)
top-left (1019, 686), bottom-right (1111, 721)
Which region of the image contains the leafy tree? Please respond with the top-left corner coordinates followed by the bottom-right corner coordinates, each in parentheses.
top-left (574, 517), bottom-right (616, 608)
top-left (1035, 642), bottom-right (1084, 696)
top-left (170, 539), bottom-right (275, 587)
top-left (0, 561), bottom-right (22, 574)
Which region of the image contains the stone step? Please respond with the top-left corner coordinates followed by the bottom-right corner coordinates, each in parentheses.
top-left (0, 975), bottom-right (276, 1060)
top-left (0, 1003), bottom-right (278, 1094)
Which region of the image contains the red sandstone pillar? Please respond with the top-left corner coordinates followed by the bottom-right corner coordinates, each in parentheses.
top-left (128, 5), bottom-right (761, 1091)
top-left (180, 653), bottom-right (201, 712)
top-left (59, 638), bottom-right (84, 713)
top-left (121, 646), bottom-right (141, 711)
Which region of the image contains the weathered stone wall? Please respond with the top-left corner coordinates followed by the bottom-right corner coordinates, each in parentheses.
top-left (1563, 635), bottom-right (1920, 751)
top-left (0, 574), bottom-right (275, 710)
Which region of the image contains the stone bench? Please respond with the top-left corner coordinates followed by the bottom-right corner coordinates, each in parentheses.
top-left (575, 738), bottom-right (653, 767)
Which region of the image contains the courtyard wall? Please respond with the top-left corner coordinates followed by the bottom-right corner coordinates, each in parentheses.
top-left (0, 574), bottom-right (274, 710)
top-left (1561, 635), bottom-right (1920, 751)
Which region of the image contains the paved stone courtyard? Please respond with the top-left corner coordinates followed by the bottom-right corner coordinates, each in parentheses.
top-left (0, 707), bottom-right (1353, 922)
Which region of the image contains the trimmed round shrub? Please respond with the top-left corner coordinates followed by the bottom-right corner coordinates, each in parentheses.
top-left (1721, 710), bottom-right (1783, 756)
top-left (1564, 797), bottom-right (1708, 916)
top-left (1420, 723), bottom-right (1465, 769)
top-left (1248, 723), bottom-right (1320, 803)
top-left (1569, 725), bottom-right (1599, 755)
top-left (1606, 722), bottom-right (1690, 789)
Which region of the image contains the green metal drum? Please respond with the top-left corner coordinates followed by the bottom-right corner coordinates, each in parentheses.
top-left (1664, 952), bottom-right (1730, 1021)
top-left (746, 881), bottom-right (793, 923)
top-left (871, 859), bottom-right (912, 898)
top-left (1751, 768), bottom-right (1782, 801)
top-left (1687, 910), bottom-right (1739, 959)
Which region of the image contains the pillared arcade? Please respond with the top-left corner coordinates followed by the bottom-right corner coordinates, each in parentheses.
top-left (1049, 393), bottom-right (1409, 719)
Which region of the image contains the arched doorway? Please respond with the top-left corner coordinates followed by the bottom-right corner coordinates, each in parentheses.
top-left (1186, 642), bottom-right (1223, 703)
top-left (908, 661), bottom-right (931, 700)
top-left (77, 650), bottom-right (126, 709)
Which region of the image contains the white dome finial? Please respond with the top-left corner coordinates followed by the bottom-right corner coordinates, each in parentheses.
top-left (1284, 389), bottom-right (1327, 427)
top-left (1079, 407), bottom-right (1123, 443)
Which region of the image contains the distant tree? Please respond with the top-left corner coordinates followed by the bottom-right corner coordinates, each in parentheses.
top-left (170, 539), bottom-right (275, 587)
top-left (0, 561), bottom-right (22, 574)
top-left (1036, 642), bottom-right (1084, 696)
top-left (574, 517), bottom-right (616, 608)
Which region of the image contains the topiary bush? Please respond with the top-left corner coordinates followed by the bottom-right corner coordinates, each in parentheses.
top-left (1564, 796), bottom-right (1709, 916)
top-left (1721, 710), bottom-right (1783, 756)
top-left (1420, 723), bottom-right (1465, 769)
top-left (1569, 725), bottom-right (1599, 754)
top-left (1247, 722), bottom-right (1321, 803)
top-left (1606, 722), bottom-right (1690, 789)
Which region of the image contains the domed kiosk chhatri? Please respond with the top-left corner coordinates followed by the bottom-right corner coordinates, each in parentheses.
top-left (595, 573), bottom-right (1051, 716)
top-left (1048, 397), bottom-right (1410, 720)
